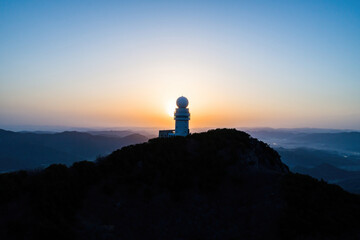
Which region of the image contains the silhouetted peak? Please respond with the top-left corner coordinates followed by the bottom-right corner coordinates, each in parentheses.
top-left (1, 129), bottom-right (360, 240)
top-left (101, 128), bottom-right (289, 178)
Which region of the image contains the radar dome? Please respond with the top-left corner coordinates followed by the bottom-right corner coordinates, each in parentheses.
top-left (176, 96), bottom-right (189, 108)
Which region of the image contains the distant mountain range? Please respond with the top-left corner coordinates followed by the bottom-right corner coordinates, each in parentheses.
top-left (244, 128), bottom-right (360, 194)
top-left (294, 132), bottom-right (360, 153)
top-left (0, 129), bottom-right (148, 172)
top-left (293, 164), bottom-right (360, 194)
top-left (276, 147), bottom-right (360, 169)
top-left (246, 129), bottom-right (360, 153)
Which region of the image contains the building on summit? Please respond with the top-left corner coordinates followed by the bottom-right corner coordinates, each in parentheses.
top-left (159, 96), bottom-right (190, 138)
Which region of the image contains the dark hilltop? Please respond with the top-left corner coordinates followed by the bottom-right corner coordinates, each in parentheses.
top-left (0, 129), bottom-right (359, 239)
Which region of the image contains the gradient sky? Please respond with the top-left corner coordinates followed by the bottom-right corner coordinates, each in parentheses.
top-left (1, 0), bottom-right (360, 130)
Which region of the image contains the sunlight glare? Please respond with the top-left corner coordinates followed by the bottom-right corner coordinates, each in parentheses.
top-left (166, 101), bottom-right (177, 117)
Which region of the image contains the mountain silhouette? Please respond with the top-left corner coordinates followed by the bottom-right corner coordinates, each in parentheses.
top-left (293, 163), bottom-right (360, 194)
top-left (0, 129), bottom-right (359, 240)
top-left (0, 129), bottom-right (148, 172)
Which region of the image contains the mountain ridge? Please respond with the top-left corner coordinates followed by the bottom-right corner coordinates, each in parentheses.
top-left (0, 129), bottom-right (359, 239)
top-left (0, 129), bottom-right (148, 172)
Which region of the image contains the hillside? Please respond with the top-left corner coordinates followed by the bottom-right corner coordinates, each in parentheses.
top-left (0, 129), bottom-right (359, 239)
top-left (293, 164), bottom-right (360, 194)
top-left (0, 129), bottom-right (148, 172)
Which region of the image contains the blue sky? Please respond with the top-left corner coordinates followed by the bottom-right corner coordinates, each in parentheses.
top-left (1, 0), bottom-right (360, 130)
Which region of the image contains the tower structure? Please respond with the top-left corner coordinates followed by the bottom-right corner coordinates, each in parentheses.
top-left (158, 96), bottom-right (190, 138)
top-left (174, 96), bottom-right (190, 136)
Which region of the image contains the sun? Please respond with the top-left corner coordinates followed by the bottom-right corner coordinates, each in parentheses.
top-left (166, 101), bottom-right (177, 117)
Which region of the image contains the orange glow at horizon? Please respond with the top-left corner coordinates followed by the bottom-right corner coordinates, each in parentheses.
top-left (1, 47), bottom-right (359, 130)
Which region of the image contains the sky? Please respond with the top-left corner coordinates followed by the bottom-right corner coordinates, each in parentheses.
top-left (1, 0), bottom-right (360, 130)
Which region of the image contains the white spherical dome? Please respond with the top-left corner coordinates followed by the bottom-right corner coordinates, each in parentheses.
top-left (176, 96), bottom-right (189, 108)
